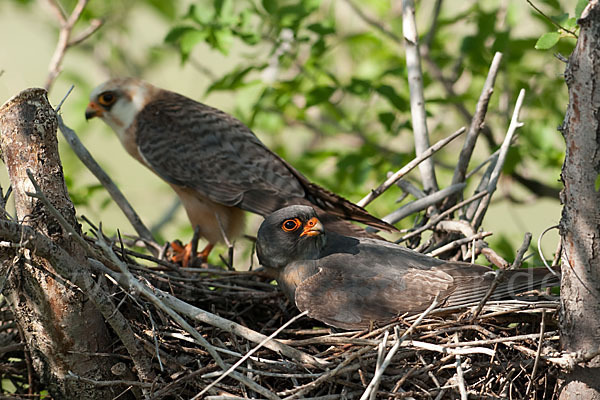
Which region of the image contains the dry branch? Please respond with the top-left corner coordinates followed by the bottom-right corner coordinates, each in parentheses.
top-left (402, 0), bottom-right (438, 194)
top-left (358, 127), bottom-right (465, 207)
top-left (57, 115), bottom-right (159, 254)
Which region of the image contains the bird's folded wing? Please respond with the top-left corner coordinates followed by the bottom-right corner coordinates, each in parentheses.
top-left (135, 94), bottom-right (305, 216)
top-left (293, 258), bottom-right (457, 329)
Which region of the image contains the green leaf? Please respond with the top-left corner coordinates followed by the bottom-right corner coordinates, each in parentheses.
top-left (378, 112), bottom-right (396, 133)
top-left (145, 0), bottom-right (177, 20)
top-left (180, 30), bottom-right (207, 61)
top-left (376, 85), bottom-right (407, 111)
top-left (306, 86), bottom-right (335, 107)
top-left (262, 0), bottom-right (278, 14)
top-left (564, 17), bottom-right (578, 31)
top-left (550, 12), bottom-right (569, 25)
top-left (346, 78), bottom-right (372, 96)
top-left (535, 32), bottom-right (560, 50)
top-left (207, 66), bottom-right (257, 93)
top-left (307, 22), bottom-right (335, 36)
top-left (576, 0), bottom-right (588, 18)
top-left (164, 26), bottom-right (195, 44)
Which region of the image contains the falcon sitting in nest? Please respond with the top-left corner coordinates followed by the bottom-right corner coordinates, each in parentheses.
top-left (256, 205), bottom-right (560, 329)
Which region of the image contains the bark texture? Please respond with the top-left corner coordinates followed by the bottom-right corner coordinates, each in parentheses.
top-left (559, 1), bottom-right (600, 398)
top-left (0, 88), bottom-right (117, 399)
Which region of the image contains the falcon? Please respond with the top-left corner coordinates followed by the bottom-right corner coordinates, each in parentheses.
top-left (85, 78), bottom-right (396, 265)
top-left (256, 205), bottom-right (560, 329)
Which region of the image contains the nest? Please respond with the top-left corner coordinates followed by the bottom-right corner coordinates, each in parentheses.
top-left (1, 240), bottom-right (562, 399)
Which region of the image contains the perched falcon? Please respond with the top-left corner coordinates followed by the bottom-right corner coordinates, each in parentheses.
top-left (85, 78), bottom-right (396, 265)
top-left (256, 205), bottom-right (560, 329)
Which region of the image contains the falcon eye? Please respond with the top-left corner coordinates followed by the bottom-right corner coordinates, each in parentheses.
top-left (282, 218), bottom-right (301, 232)
top-left (98, 92), bottom-right (116, 106)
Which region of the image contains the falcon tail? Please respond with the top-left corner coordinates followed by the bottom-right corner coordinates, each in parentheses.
top-left (273, 149), bottom-right (397, 232)
top-left (301, 181), bottom-right (398, 232)
top-left (444, 267), bottom-right (560, 309)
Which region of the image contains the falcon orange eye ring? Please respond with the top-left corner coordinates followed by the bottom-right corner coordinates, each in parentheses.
top-left (98, 92), bottom-right (116, 106)
top-left (282, 218), bottom-right (301, 232)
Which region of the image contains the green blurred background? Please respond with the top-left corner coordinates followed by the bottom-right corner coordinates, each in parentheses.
top-left (0, 0), bottom-right (576, 268)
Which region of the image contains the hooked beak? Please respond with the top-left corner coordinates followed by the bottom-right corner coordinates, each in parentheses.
top-left (85, 101), bottom-right (103, 120)
top-left (300, 217), bottom-right (324, 237)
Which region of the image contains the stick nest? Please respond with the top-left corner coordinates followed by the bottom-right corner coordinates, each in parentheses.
top-left (0, 240), bottom-right (561, 400)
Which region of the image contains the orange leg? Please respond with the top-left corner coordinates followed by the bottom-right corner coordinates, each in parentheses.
top-left (169, 241), bottom-right (215, 267)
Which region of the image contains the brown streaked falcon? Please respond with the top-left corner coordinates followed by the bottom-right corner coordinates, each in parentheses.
top-left (256, 205), bottom-right (560, 329)
top-left (85, 78), bottom-right (396, 265)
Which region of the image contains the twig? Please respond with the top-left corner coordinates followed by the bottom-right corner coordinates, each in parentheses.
top-left (360, 297), bottom-right (439, 400)
top-left (374, 183), bottom-right (465, 228)
top-left (358, 127), bottom-right (465, 207)
top-left (455, 352), bottom-right (468, 400)
top-left (195, 311), bottom-right (310, 399)
top-left (442, 331), bottom-right (558, 348)
top-left (525, 309), bottom-right (546, 397)
top-left (282, 347), bottom-right (373, 399)
top-left (426, 231), bottom-right (492, 257)
top-left (54, 84), bottom-right (74, 113)
top-left (402, 0), bottom-right (438, 194)
top-left (537, 225), bottom-right (560, 276)
top-left (65, 372), bottom-right (154, 388)
top-left (397, 191), bottom-right (487, 243)
top-left (424, 0), bottom-right (443, 49)
top-left (369, 330), bottom-right (389, 400)
top-left (343, 0), bottom-right (402, 44)
top-left (402, 340), bottom-right (495, 357)
top-left (44, 0), bottom-right (103, 91)
top-left (158, 291), bottom-right (327, 367)
top-left (25, 170), bottom-right (94, 254)
top-left (471, 89), bottom-right (526, 229)
top-left (56, 115), bottom-right (159, 255)
top-left (92, 231), bottom-right (280, 400)
top-left (470, 232), bottom-right (532, 320)
top-left (446, 52), bottom-right (503, 208)
top-left (22, 171), bottom-right (156, 384)
top-left (526, 0), bottom-right (578, 38)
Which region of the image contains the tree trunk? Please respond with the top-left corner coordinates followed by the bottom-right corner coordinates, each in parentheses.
top-left (0, 88), bottom-right (118, 398)
top-left (559, 1), bottom-right (600, 398)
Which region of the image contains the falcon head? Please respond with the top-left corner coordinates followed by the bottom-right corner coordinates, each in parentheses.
top-left (257, 205), bottom-right (327, 269)
top-left (85, 78), bottom-right (159, 140)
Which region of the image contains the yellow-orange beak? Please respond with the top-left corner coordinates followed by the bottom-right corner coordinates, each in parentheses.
top-left (300, 217), bottom-right (324, 237)
top-left (85, 101), bottom-right (103, 120)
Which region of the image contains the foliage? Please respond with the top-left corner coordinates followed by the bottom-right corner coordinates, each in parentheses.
top-left (163, 0), bottom-right (574, 236)
top-left (2, 0), bottom-right (576, 255)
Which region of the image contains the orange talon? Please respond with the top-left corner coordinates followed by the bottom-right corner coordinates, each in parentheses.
top-left (169, 241), bottom-right (215, 267)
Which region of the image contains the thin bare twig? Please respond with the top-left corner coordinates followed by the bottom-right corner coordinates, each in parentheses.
top-left (195, 311), bottom-right (310, 399)
top-left (427, 231), bottom-right (492, 257)
top-left (402, 0), bottom-right (438, 194)
top-left (374, 183), bottom-right (465, 229)
top-left (470, 232), bottom-right (532, 320)
top-left (525, 309), bottom-right (546, 397)
top-left (358, 127), bottom-right (465, 207)
top-left (343, 0), bottom-right (402, 44)
top-left (537, 225), bottom-right (560, 276)
top-left (526, 0), bottom-right (578, 38)
top-left (471, 89), bottom-right (526, 230)
top-left (446, 52), bottom-right (503, 208)
top-left (92, 232), bottom-right (281, 400)
top-left (397, 191), bottom-right (487, 243)
top-left (360, 298), bottom-right (439, 399)
top-left (56, 116), bottom-right (159, 255)
top-left (45, 0), bottom-right (103, 91)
